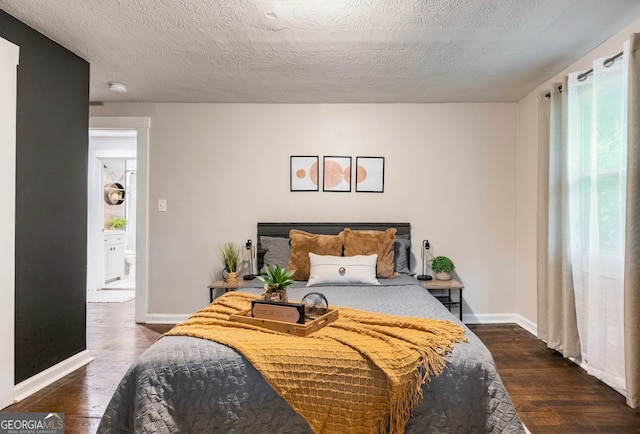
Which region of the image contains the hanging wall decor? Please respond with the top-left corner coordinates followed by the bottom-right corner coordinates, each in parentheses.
top-left (323, 156), bottom-right (351, 192)
top-left (290, 156), bottom-right (319, 191)
top-left (104, 182), bottom-right (125, 205)
top-left (356, 157), bottom-right (384, 193)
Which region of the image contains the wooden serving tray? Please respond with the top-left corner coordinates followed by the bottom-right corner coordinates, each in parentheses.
top-left (229, 308), bottom-right (339, 337)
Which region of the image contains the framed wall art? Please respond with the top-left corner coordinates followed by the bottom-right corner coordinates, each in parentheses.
top-left (356, 157), bottom-right (384, 193)
top-left (323, 156), bottom-right (351, 192)
top-left (290, 156), bottom-right (319, 191)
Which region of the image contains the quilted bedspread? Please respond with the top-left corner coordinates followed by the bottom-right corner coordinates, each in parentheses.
top-left (97, 276), bottom-right (525, 434)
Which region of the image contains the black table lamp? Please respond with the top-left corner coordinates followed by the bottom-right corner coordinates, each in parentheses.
top-left (243, 239), bottom-right (257, 280)
top-left (417, 240), bottom-right (433, 281)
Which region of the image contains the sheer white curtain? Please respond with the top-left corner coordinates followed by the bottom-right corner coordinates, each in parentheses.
top-left (566, 43), bottom-right (629, 395)
top-left (537, 80), bottom-right (581, 358)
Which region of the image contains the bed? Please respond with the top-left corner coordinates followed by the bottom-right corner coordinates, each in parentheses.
top-left (97, 223), bottom-right (525, 434)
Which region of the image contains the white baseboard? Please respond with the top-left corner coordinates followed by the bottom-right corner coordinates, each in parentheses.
top-left (464, 313), bottom-right (517, 324)
top-left (145, 313), bottom-right (190, 324)
top-left (513, 314), bottom-right (537, 336)
top-left (14, 350), bottom-right (94, 402)
top-left (464, 313), bottom-right (537, 336)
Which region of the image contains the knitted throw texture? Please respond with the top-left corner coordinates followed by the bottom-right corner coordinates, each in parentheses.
top-left (164, 292), bottom-right (466, 434)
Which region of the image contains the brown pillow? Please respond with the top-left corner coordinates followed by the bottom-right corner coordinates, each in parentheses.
top-left (341, 228), bottom-right (399, 278)
top-left (287, 229), bottom-right (344, 280)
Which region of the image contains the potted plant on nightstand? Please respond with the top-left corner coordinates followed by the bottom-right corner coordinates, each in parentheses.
top-left (258, 264), bottom-right (295, 302)
top-left (432, 256), bottom-right (455, 280)
top-left (219, 242), bottom-right (241, 284)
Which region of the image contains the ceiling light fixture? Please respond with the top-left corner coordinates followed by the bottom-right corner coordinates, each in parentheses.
top-left (108, 82), bottom-right (127, 93)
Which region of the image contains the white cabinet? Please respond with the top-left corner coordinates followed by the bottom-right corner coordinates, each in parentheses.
top-left (104, 232), bottom-right (125, 282)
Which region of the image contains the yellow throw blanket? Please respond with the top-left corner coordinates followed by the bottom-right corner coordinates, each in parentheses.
top-left (164, 292), bottom-right (466, 434)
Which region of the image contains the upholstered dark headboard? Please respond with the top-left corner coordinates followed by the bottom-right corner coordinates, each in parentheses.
top-left (256, 222), bottom-right (411, 273)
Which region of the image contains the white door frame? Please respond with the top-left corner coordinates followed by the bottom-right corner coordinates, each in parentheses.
top-left (0, 37), bottom-right (19, 410)
top-left (89, 117), bottom-right (150, 323)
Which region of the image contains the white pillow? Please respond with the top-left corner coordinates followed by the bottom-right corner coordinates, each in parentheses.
top-left (307, 253), bottom-right (380, 286)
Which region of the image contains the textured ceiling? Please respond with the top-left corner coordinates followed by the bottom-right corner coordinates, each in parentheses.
top-left (2, 0), bottom-right (640, 103)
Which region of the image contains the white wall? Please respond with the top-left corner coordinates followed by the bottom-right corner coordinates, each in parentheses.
top-left (91, 103), bottom-right (519, 319)
top-left (515, 18), bottom-right (640, 329)
top-left (0, 36), bottom-right (19, 409)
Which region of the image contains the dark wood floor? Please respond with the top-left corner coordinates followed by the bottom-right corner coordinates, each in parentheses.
top-left (2, 301), bottom-right (639, 433)
top-left (2, 300), bottom-right (171, 433)
top-left (467, 323), bottom-right (640, 434)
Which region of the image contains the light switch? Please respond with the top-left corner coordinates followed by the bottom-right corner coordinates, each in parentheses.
top-left (158, 199), bottom-right (167, 212)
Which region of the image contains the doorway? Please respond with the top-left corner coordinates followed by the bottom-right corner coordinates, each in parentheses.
top-left (89, 153), bottom-right (137, 303)
top-left (88, 117), bottom-right (150, 323)
top-left (103, 158), bottom-right (137, 290)
top-left (87, 130), bottom-right (136, 301)
top-left (0, 36), bottom-right (18, 410)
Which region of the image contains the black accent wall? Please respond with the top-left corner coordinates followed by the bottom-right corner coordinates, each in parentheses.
top-left (0, 10), bottom-right (90, 383)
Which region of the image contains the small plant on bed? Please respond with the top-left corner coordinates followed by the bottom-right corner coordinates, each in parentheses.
top-left (258, 264), bottom-right (295, 302)
top-left (219, 242), bottom-right (241, 284)
top-left (431, 256), bottom-right (455, 281)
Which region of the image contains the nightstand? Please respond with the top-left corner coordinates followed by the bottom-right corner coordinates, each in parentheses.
top-left (208, 279), bottom-right (247, 302)
top-left (418, 277), bottom-right (464, 321)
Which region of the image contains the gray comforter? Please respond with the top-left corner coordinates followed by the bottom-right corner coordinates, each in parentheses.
top-left (98, 276), bottom-right (524, 433)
